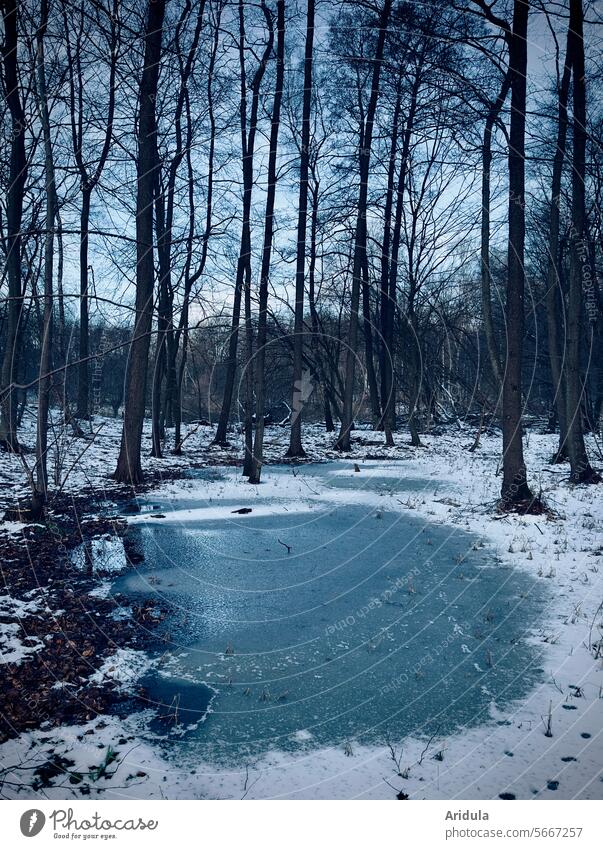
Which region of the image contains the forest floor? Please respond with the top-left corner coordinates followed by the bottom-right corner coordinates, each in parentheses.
top-left (0, 412), bottom-right (602, 799)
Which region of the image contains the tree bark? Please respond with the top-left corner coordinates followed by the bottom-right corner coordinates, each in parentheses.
top-left (152, 0), bottom-right (206, 454)
top-left (307, 181), bottom-right (335, 434)
top-left (0, 0), bottom-right (27, 452)
top-left (380, 51), bottom-right (422, 446)
top-left (336, 0), bottom-right (392, 451)
top-left (545, 25), bottom-right (572, 464)
top-left (32, 0), bottom-right (59, 516)
top-left (242, 239), bottom-right (254, 475)
top-left (361, 252), bottom-right (381, 425)
top-left (500, 0), bottom-right (533, 506)
top-left (565, 0), bottom-right (599, 483)
top-left (173, 2), bottom-right (221, 453)
top-left (151, 173), bottom-right (171, 458)
top-left (214, 0), bottom-right (271, 447)
top-left (77, 188), bottom-right (91, 418)
top-left (249, 0), bottom-right (284, 483)
top-left (114, 0), bottom-right (166, 485)
top-left (405, 308), bottom-right (422, 447)
top-left (481, 70), bottom-right (511, 391)
top-left (378, 75), bottom-right (402, 444)
top-left (286, 0), bottom-right (315, 458)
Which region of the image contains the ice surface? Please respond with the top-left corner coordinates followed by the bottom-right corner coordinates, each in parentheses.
top-left (111, 463), bottom-right (548, 764)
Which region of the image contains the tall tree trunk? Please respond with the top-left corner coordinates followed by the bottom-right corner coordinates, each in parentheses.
top-left (336, 0), bottom-right (392, 451)
top-left (173, 98), bottom-right (207, 453)
top-left (76, 189), bottom-right (92, 418)
top-left (546, 27), bottom-right (572, 464)
top-left (381, 43), bottom-right (422, 448)
top-left (151, 176), bottom-right (171, 458)
top-left (248, 1), bottom-right (284, 483)
top-left (32, 0), bottom-right (58, 517)
top-left (307, 183), bottom-right (335, 433)
top-left (0, 0), bottom-right (27, 452)
top-left (481, 70), bottom-right (511, 391)
top-left (212, 252), bottom-right (245, 447)
top-left (173, 2), bottom-right (221, 453)
top-left (214, 0), bottom-right (271, 447)
top-left (324, 394), bottom-right (334, 432)
top-left (154, 0), bottom-right (206, 451)
top-left (114, 0), bottom-right (165, 485)
top-left (405, 308), bottom-right (422, 447)
top-left (565, 0), bottom-right (599, 483)
top-left (242, 250), bottom-right (254, 474)
top-left (500, 0), bottom-right (533, 506)
top-left (385, 78), bottom-right (420, 442)
top-left (361, 253), bottom-right (381, 425)
top-left (286, 0), bottom-right (315, 458)
top-left (378, 76), bottom-right (402, 444)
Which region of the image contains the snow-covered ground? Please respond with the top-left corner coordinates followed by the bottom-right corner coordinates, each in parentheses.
top-left (0, 414), bottom-right (602, 799)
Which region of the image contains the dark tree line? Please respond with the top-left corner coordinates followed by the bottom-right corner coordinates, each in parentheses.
top-left (0, 0), bottom-right (601, 518)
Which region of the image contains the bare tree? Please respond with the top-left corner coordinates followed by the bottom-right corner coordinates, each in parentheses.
top-left (286, 0), bottom-right (315, 458)
top-left (480, 68), bottom-right (510, 391)
top-left (31, 0), bottom-right (59, 517)
top-left (336, 0), bottom-right (393, 451)
top-left (249, 0), bottom-right (285, 483)
top-left (172, 0), bottom-right (224, 454)
top-left (213, 0), bottom-right (272, 448)
top-left (151, 0), bottom-right (207, 457)
top-left (0, 0), bottom-right (27, 452)
top-left (377, 69), bottom-right (403, 444)
top-left (500, 0), bottom-right (534, 506)
top-left (380, 46), bottom-right (423, 444)
top-left (114, 0), bottom-right (166, 485)
top-left (471, 0), bottom-right (535, 507)
top-left (544, 5), bottom-right (571, 463)
top-left (564, 0), bottom-right (599, 483)
top-left (62, 0), bottom-right (119, 422)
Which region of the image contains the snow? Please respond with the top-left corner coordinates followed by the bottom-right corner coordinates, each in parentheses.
top-left (89, 649), bottom-right (154, 693)
top-left (0, 594), bottom-right (44, 666)
top-left (0, 622), bottom-right (45, 666)
top-left (0, 414), bottom-right (601, 799)
top-left (71, 536), bottom-right (129, 574)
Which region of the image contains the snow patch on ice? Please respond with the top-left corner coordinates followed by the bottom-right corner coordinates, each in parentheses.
top-left (89, 648), bottom-right (153, 693)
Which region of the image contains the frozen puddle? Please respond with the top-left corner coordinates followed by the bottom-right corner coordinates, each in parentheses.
top-left (111, 463), bottom-right (548, 764)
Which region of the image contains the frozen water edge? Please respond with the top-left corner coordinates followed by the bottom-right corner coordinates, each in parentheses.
top-left (0, 426), bottom-right (601, 799)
